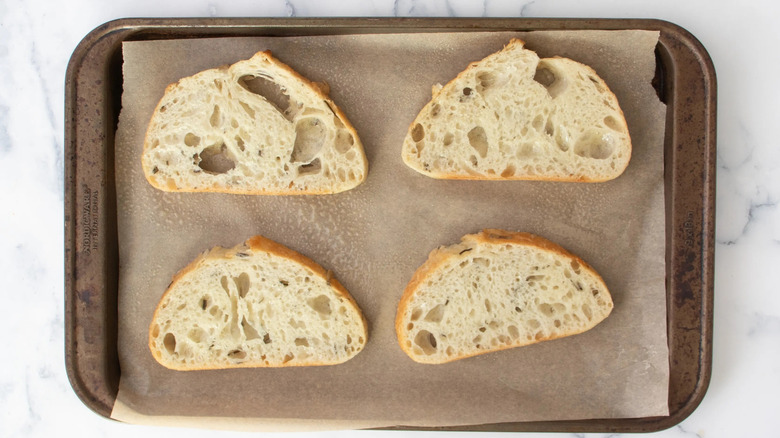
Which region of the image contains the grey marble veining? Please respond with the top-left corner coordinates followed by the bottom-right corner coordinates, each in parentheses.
top-left (2, 0), bottom-right (779, 437)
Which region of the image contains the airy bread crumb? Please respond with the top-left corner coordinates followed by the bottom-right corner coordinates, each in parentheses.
top-left (396, 229), bottom-right (613, 364)
top-left (142, 51), bottom-right (368, 195)
top-left (402, 39), bottom-right (631, 182)
top-left (149, 236), bottom-right (367, 370)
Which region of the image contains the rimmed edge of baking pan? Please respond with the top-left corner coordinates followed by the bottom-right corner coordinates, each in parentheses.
top-left (64, 17), bottom-right (715, 433)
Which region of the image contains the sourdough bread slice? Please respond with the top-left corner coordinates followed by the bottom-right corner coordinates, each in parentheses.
top-left (142, 51), bottom-right (367, 194)
top-left (149, 236), bottom-right (367, 370)
top-left (402, 39), bottom-right (631, 182)
top-left (396, 229), bottom-right (613, 364)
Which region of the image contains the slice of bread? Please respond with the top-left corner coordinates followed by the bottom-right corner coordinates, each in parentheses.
top-left (142, 51), bottom-right (368, 194)
top-left (396, 229), bottom-right (613, 364)
top-left (402, 39), bottom-right (631, 182)
top-left (149, 236), bottom-right (367, 370)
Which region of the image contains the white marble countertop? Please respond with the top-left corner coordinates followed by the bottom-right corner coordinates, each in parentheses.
top-left (1, 0), bottom-right (778, 437)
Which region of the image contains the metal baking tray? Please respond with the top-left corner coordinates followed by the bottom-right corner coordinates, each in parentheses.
top-left (64, 17), bottom-right (715, 433)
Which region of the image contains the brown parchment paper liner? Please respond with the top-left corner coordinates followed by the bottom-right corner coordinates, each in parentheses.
top-left (113, 30), bottom-right (668, 430)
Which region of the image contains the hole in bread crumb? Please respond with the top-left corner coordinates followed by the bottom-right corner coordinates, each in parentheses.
top-left (411, 123), bottom-right (425, 142)
top-left (263, 333), bottom-right (272, 344)
top-left (291, 118), bottom-right (325, 163)
top-left (501, 165), bottom-right (516, 177)
top-left (508, 325), bottom-right (520, 339)
top-left (410, 308), bottom-right (422, 321)
top-left (431, 103), bottom-right (441, 117)
top-left (235, 136), bottom-right (245, 152)
top-left (589, 75), bottom-right (606, 92)
top-left (335, 130), bottom-right (354, 154)
top-left (238, 74), bottom-right (292, 120)
top-left (228, 349), bottom-right (246, 360)
top-left (443, 132), bottom-right (454, 147)
top-left (209, 306), bottom-right (223, 319)
top-left (424, 304), bottom-right (445, 323)
top-left (604, 115), bottom-right (622, 131)
top-left (234, 272), bottom-right (250, 298)
top-left (538, 303), bottom-right (555, 317)
top-left (184, 133), bottom-right (200, 147)
top-left (209, 105), bottom-right (221, 128)
top-left (298, 158), bottom-right (322, 176)
top-left (307, 295), bottom-right (332, 319)
top-left (295, 338), bottom-right (309, 347)
top-left (414, 330), bottom-right (437, 355)
top-left (242, 318), bottom-right (261, 341)
top-left (535, 331), bottom-right (544, 341)
top-left (517, 143), bottom-right (536, 158)
top-left (187, 327), bottom-right (206, 343)
top-left (346, 335), bottom-right (353, 345)
top-left (544, 118), bottom-right (555, 137)
top-left (528, 319), bottom-right (541, 329)
top-left (467, 126), bottom-right (488, 158)
top-left (555, 131), bottom-right (569, 152)
top-left (582, 304), bottom-right (593, 320)
top-left (163, 333), bottom-right (176, 354)
top-left (570, 260), bottom-right (581, 273)
top-left (283, 354), bottom-right (294, 364)
top-left (574, 131), bottom-right (615, 160)
top-left (533, 62), bottom-right (567, 98)
top-left (476, 71), bottom-right (497, 91)
top-left (484, 299), bottom-right (492, 313)
top-left (473, 257), bottom-right (489, 268)
top-left (239, 101), bottom-right (255, 118)
top-left (198, 143), bottom-right (236, 174)
top-left (532, 114), bottom-right (545, 131)
top-left (554, 319), bottom-right (561, 328)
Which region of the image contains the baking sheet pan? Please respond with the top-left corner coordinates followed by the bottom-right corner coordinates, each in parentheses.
top-left (64, 17), bottom-right (715, 433)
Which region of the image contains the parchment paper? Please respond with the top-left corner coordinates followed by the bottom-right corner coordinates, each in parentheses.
top-left (113, 30), bottom-right (668, 429)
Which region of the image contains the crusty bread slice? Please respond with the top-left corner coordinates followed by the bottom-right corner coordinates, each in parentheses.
top-left (149, 236), bottom-right (367, 370)
top-left (396, 229), bottom-right (613, 364)
top-left (402, 39), bottom-right (631, 182)
top-left (142, 51), bottom-right (367, 194)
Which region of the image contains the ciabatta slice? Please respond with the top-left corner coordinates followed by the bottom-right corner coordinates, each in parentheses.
top-left (142, 51), bottom-right (367, 194)
top-left (149, 236), bottom-right (367, 370)
top-left (402, 39), bottom-right (631, 182)
top-left (396, 229), bottom-right (613, 364)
